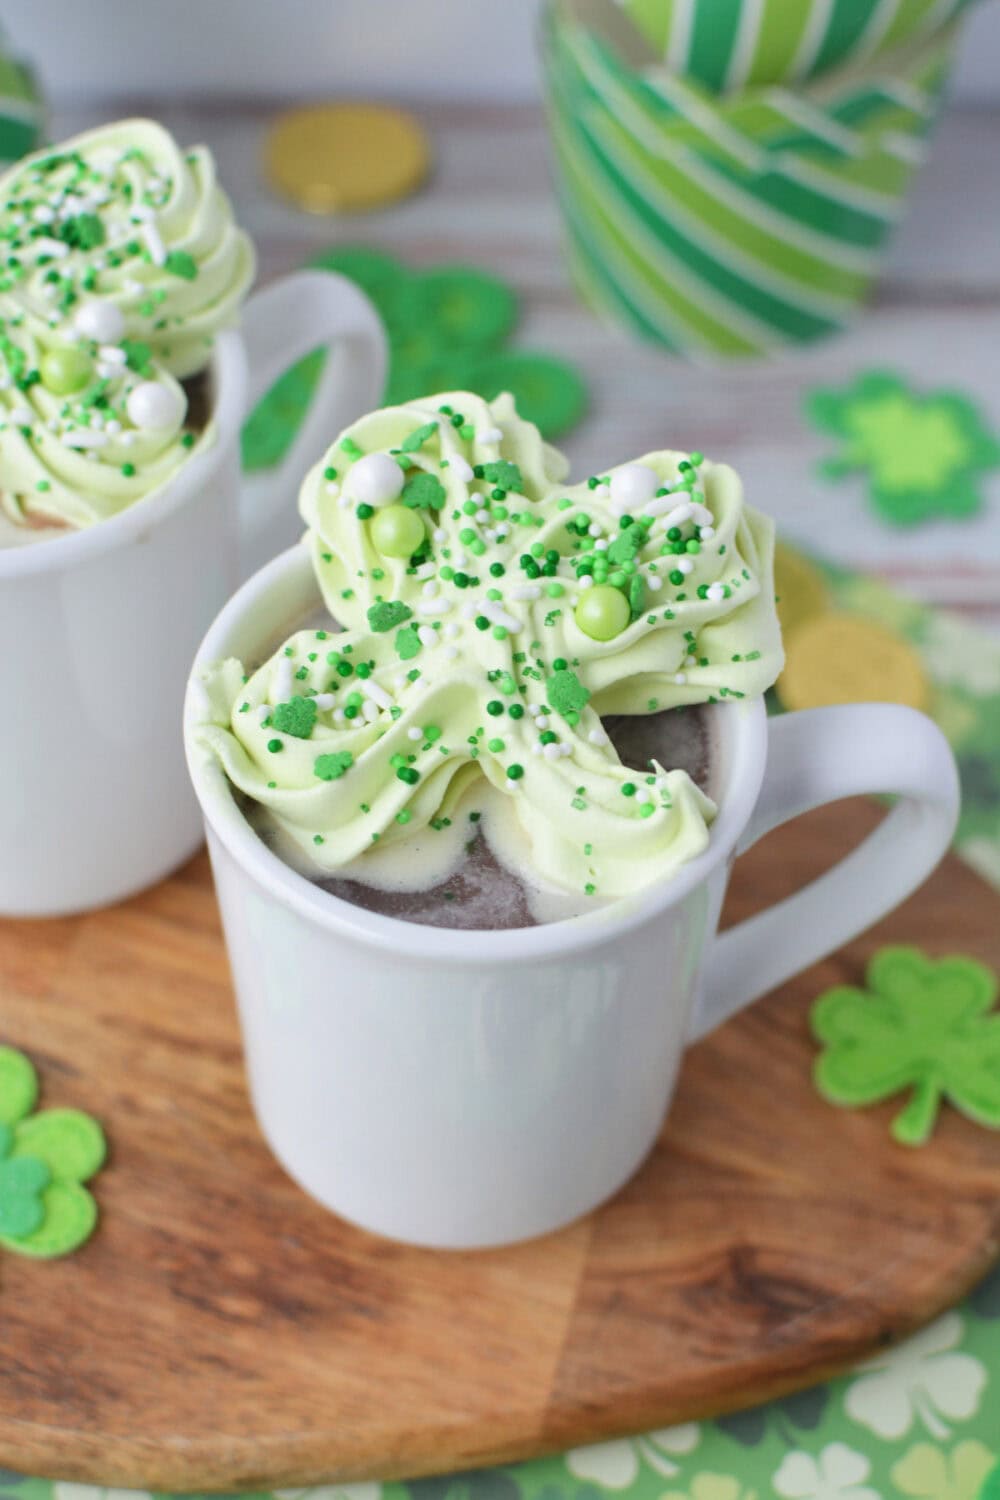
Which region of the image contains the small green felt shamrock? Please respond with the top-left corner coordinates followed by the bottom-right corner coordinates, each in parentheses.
top-left (0, 1046), bottom-right (106, 1258)
top-left (811, 947), bottom-right (1000, 1146)
top-left (806, 370), bottom-right (1000, 526)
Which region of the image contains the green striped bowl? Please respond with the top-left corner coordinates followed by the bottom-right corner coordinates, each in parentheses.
top-left (619, 0), bottom-right (976, 92)
top-left (541, 1), bottom-right (955, 357)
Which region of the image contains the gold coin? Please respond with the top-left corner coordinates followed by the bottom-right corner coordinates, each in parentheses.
top-left (777, 612), bottom-right (930, 713)
top-left (263, 103), bottom-right (431, 214)
top-left (774, 541), bottom-right (830, 640)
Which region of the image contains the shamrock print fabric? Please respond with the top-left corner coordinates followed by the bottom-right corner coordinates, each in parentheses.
top-left (806, 370), bottom-right (1000, 527)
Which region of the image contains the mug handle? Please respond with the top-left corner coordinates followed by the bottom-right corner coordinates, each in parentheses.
top-left (236, 269), bottom-right (387, 578)
top-left (689, 703), bottom-right (960, 1042)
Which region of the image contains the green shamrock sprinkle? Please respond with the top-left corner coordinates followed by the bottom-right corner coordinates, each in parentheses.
top-left (314, 751), bottom-right (354, 781)
top-left (164, 250), bottom-right (198, 280)
top-left (479, 459), bottom-right (523, 494)
top-left (401, 472), bottom-right (446, 511)
top-left (807, 370), bottom-right (1000, 526)
top-left (399, 421), bottom-right (439, 453)
top-left (58, 213), bottom-right (105, 250)
top-left (395, 624), bottom-right (422, 660)
top-left (811, 946), bottom-right (1000, 1145)
top-left (367, 601), bottom-right (413, 633)
top-left (0, 1046), bottom-right (106, 1259)
top-left (545, 667), bottom-right (590, 718)
top-left (271, 697), bottom-right (317, 739)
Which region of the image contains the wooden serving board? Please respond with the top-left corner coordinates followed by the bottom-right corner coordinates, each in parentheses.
top-left (1, 798), bottom-right (999, 1492)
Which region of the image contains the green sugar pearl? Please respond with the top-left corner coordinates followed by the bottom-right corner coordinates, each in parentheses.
top-left (487, 738), bottom-right (505, 753)
top-left (370, 503), bottom-right (424, 558)
top-left (574, 585), bottom-right (630, 642)
top-left (39, 345), bottom-right (91, 395)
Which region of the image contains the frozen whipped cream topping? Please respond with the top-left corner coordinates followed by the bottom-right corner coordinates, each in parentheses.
top-left (0, 306), bottom-right (200, 531)
top-left (0, 118), bottom-right (254, 378)
top-left (194, 392), bottom-right (783, 905)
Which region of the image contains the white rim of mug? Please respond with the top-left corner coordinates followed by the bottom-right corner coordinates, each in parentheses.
top-left (0, 328), bottom-right (246, 580)
top-left (185, 544), bottom-right (770, 966)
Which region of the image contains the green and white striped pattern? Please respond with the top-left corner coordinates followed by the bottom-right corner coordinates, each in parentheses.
top-left (617, 0), bottom-right (976, 90)
top-left (0, 45), bottom-right (43, 169)
top-left (541, 3), bottom-right (954, 358)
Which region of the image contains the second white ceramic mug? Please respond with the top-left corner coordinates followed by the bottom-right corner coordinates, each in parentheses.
top-left (1, 271), bottom-right (386, 917)
top-left (185, 545), bottom-right (961, 1250)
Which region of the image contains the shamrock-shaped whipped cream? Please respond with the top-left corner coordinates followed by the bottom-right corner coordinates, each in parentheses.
top-left (0, 1045), bottom-right (106, 1258)
top-left (195, 392), bottom-right (782, 902)
top-left (812, 946), bottom-right (1000, 1145)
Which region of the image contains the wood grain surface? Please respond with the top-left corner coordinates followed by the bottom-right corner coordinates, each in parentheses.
top-left (1, 797), bottom-right (998, 1492)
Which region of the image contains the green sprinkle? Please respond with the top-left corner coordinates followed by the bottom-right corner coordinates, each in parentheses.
top-left (479, 459), bottom-right (523, 494)
top-left (400, 421), bottom-right (438, 453)
top-left (397, 766), bottom-right (420, 785)
top-left (486, 700), bottom-right (504, 716)
top-left (340, 436), bottom-right (363, 458)
top-left (368, 601), bottom-right (413, 632)
top-left (621, 783), bottom-right (636, 797)
top-left (508, 703), bottom-right (525, 720)
top-left (121, 462), bottom-right (136, 477)
top-left (487, 737), bottom-right (505, 752)
top-left (356, 503), bottom-right (375, 521)
top-left (164, 250), bottom-right (198, 280)
top-left (314, 751), bottom-right (354, 781)
top-left (272, 697), bottom-right (317, 739)
top-left (506, 763), bottom-right (524, 781)
top-left (267, 738), bottom-right (283, 754)
top-left (546, 668), bottom-right (590, 718)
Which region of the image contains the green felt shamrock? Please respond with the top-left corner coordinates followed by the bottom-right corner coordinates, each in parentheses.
top-left (0, 1046), bottom-right (106, 1258)
top-left (806, 370), bottom-right (1000, 526)
top-left (811, 947), bottom-right (1000, 1146)
top-left (241, 246), bottom-right (587, 473)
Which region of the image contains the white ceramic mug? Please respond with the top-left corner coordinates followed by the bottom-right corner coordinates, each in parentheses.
top-left (185, 545), bottom-right (960, 1250)
top-left (1, 271), bottom-right (386, 918)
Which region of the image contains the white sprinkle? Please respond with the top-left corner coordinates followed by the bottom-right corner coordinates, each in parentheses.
top-left (475, 509), bottom-right (490, 525)
top-left (461, 601), bottom-right (478, 621)
top-left (646, 497), bottom-right (692, 524)
top-left (449, 456), bottom-right (474, 483)
top-left (674, 673), bottom-right (687, 685)
top-left (610, 463), bottom-right (658, 511)
top-left (543, 743), bottom-right (563, 762)
top-left (326, 481), bottom-right (340, 499)
top-left (637, 786), bottom-right (654, 803)
top-left (333, 709), bottom-right (346, 724)
top-left (494, 525), bottom-right (509, 541)
top-left (594, 539), bottom-right (608, 552)
top-left (648, 574), bottom-right (662, 591)
top-left (478, 426), bottom-right (503, 444)
top-left (588, 727), bottom-right (608, 747)
top-left (579, 575), bottom-right (594, 590)
top-left (532, 742), bottom-right (544, 756)
top-left (141, 218), bottom-right (167, 267)
top-left (691, 503), bottom-right (713, 527)
top-left (273, 657), bottom-right (294, 702)
top-left (433, 527), bottom-right (447, 543)
top-left (98, 345), bottom-right (127, 366)
top-left (588, 523), bottom-right (602, 537)
top-left (62, 428), bottom-right (107, 449)
top-left (453, 552), bottom-right (468, 569)
top-left (417, 597), bottom-right (451, 617)
top-left (10, 405), bottom-right (32, 427)
top-left (394, 674), bottom-right (408, 691)
top-left (593, 482), bottom-right (611, 499)
top-left (510, 584), bottom-right (541, 601)
top-left (417, 625), bottom-right (437, 649)
top-left (528, 705), bottom-right (542, 717)
top-left (421, 579), bottom-right (439, 597)
top-left (30, 235), bottom-right (68, 259)
top-left (407, 727), bottom-right (422, 742)
top-left (699, 525), bottom-right (716, 540)
top-left (677, 558), bottom-right (694, 576)
top-left (480, 601), bottom-right (521, 632)
top-left (444, 621), bottom-right (461, 640)
top-left (706, 583), bottom-right (725, 602)
top-left (256, 704), bottom-right (270, 724)
top-left (443, 645), bottom-right (459, 662)
top-left (536, 716), bottom-right (550, 732)
top-left (364, 679), bottom-right (393, 711)
top-left (339, 493), bottom-right (352, 509)
top-left (561, 743), bottom-right (573, 757)
top-left (314, 694), bottom-right (336, 710)
top-left (33, 204), bottom-right (54, 224)
top-left (124, 277), bottom-right (144, 296)
top-left (415, 561), bottom-right (436, 580)
top-left (506, 777), bottom-right (522, 791)
top-left (362, 699), bottom-right (379, 722)
top-left (105, 418), bottom-right (121, 435)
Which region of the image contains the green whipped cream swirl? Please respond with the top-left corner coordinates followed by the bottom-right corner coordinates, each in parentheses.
top-left (0, 304), bottom-right (206, 532)
top-left (194, 392), bottom-right (783, 905)
top-left (0, 118), bottom-right (254, 378)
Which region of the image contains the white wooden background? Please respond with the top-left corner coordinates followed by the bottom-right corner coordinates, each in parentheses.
top-left (49, 99), bottom-right (1000, 629)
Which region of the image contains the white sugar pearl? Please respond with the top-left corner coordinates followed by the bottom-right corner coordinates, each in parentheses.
top-left (610, 462), bottom-right (659, 511)
top-left (648, 574), bottom-right (662, 590)
top-left (449, 456), bottom-right (474, 483)
top-left (74, 299), bottom-right (125, 344)
top-left (126, 380), bottom-right (185, 431)
top-left (349, 452), bottom-right (404, 507)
